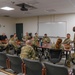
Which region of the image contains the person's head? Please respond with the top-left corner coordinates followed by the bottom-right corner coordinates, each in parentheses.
top-left (44, 34), bottom-right (47, 37)
top-left (67, 33), bottom-right (70, 39)
top-left (26, 40), bottom-right (32, 45)
top-left (26, 32), bottom-right (29, 36)
top-left (55, 38), bottom-right (62, 49)
top-left (56, 38), bottom-right (62, 44)
top-left (14, 33), bottom-right (17, 37)
top-left (35, 33), bottom-right (38, 36)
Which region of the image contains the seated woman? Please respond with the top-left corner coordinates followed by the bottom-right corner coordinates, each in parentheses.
top-left (51, 38), bottom-right (64, 50)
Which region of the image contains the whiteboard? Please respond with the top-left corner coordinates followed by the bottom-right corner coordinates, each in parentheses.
top-left (38, 22), bottom-right (67, 37)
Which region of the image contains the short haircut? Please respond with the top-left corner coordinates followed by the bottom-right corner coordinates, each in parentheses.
top-left (35, 33), bottom-right (37, 35)
top-left (67, 33), bottom-right (70, 35)
top-left (44, 34), bottom-right (47, 35)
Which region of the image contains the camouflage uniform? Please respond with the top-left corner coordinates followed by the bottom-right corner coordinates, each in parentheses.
top-left (33, 36), bottom-right (39, 46)
top-left (42, 36), bottom-right (50, 43)
top-left (0, 41), bottom-right (8, 52)
top-left (63, 38), bottom-right (72, 67)
top-left (51, 43), bottom-right (64, 50)
top-left (20, 45), bottom-right (36, 59)
top-left (22, 35), bottom-right (30, 41)
top-left (63, 38), bottom-right (72, 44)
top-left (9, 37), bottom-right (18, 50)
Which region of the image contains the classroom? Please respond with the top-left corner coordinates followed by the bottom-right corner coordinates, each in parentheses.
top-left (0, 0), bottom-right (75, 75)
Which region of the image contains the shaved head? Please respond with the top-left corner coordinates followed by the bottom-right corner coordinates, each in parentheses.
top-left (26, 40), bottom-right (32, 45)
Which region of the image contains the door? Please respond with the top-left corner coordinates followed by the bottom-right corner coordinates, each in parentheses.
top-left (16, 23), bottom-right (23, 41)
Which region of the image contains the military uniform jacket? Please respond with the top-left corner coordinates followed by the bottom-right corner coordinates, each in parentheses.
top-left (22, 35), bottom-right (30, 41)
top-left (63, 38), bottom-right (72, 44)
top-left (33, 36), bottom-right (39, 46)
top-left (20, 45), bottom-right (35, 59)
top-left (42, 36), bottom-right (50, 43)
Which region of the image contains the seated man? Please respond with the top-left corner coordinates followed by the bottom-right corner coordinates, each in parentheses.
top-left (20, 40), bottom-right (36, 59)
top-left (32, 33), bottom-right (39, 47)
top-left (42, 34), bottom-right (50, 43)
top-left (22, 32), bottom-right (30, 42)
top-left (9, 34), bottom-right (19, 51)
top-left (63, 33), bottom-right (72, 50)
top-left (0, 40), bottom-right (8, 52)
top-left (1, 33), bottom-right (8, 44)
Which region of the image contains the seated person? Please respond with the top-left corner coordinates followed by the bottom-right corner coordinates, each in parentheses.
top-left (51, 38), bottom-right (64, 50)
top-left (31, 33), bottom-right (39, 47)
top-left (22, 32), bottom-right (30, 42)
top-left (1, 33), bottom-right (8, 44)
top-left (0, 40), bottom-right (8, 47)
top-left (63, 33), bottom-right (72, 50)
top-left (20, 40), bottom-right (36, 59)
top-left (13, 33), bottom-right (18, 41)
top-left (63, 33), bottom-right (72, 44)
top-left (9, 34), bottom-right (19, 51)
top-left (42, 34), bottom-right (51, 43)
top-left (29, 33), bottom-right (33, 39)
top-left (0, 40), bottom-right (8, 52)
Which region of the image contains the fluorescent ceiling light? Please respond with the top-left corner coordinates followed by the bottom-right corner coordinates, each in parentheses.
top-left (1, 6), bottom-right (14, 11)
top-left (58, 22), bottom-right (64, 24)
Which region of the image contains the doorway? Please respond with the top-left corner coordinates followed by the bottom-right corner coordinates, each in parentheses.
top-left (16, 23), bottom-right (23, 41)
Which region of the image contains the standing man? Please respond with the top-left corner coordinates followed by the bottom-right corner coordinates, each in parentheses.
top-left (9, 33), bottom-right (19, 52)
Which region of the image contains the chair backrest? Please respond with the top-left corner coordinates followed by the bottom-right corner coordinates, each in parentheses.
top-left (48, 49), bottom-right (62, 64)
top-left (7, 54), bottom-right (23, 73)
top-left (44, 62), bottom-right (68, 75)
top-left (23, 58), bottom-right (43, 75)
top-left (0, 52), bottom-right (8, 68)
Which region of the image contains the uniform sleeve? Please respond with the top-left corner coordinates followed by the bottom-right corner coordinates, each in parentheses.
top-left (22, 36), bottom-right (25, 41)
top-left (50, 43), bottom-right (55, 49)
top-left (48, 37), bottom-right (50, 43)
top-left (30, 47), bottom-right (36, 59)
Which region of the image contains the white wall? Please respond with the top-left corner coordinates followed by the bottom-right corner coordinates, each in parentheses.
top-left (1, 14), bottom-right (75, 42)
top-left (0, 17), bottom-right (16, 39)
top-left (15, 17), bottom-right (37, 36)
top-left (15, 14), bottom-right (75, 42)
top-left (55, 14), bottom-right (75, 40)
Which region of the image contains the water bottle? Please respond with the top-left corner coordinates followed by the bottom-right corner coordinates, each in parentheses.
top-left (40, 39), bottom-right (42, 47)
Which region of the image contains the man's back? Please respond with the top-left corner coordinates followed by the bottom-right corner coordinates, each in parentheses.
top-left (20, 45), bottom-right (35, 59)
